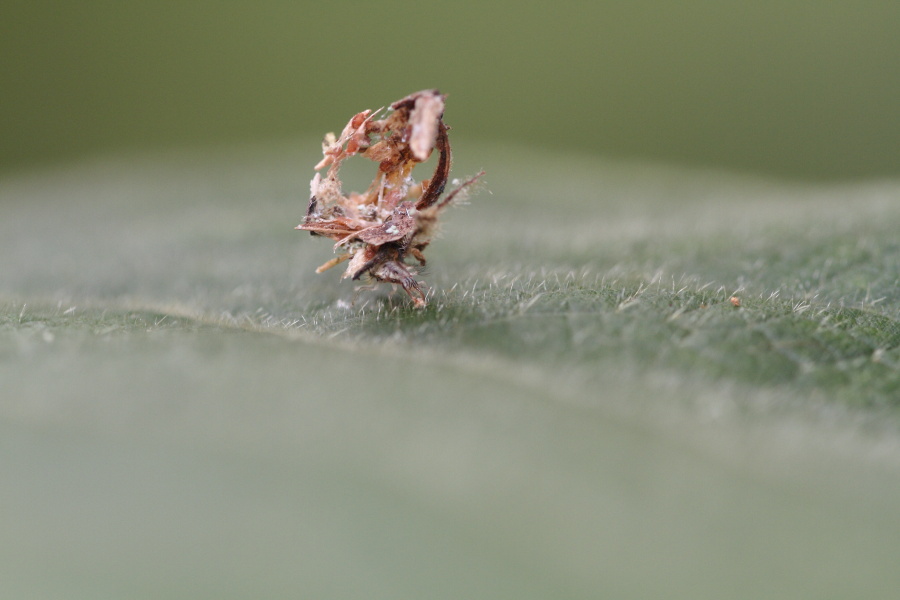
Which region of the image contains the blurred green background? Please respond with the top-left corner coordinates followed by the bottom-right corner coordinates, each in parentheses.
top-left (2, 1), bottom-right (899, 180)
top-left (6, 4), bottom-right (900, 598)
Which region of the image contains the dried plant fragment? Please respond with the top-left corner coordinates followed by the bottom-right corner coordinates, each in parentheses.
top-left (296, 90), bottom-right (483, 308)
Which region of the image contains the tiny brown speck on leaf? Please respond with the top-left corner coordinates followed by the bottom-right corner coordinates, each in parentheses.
top-left (296, 90), bottom-right (484, 308)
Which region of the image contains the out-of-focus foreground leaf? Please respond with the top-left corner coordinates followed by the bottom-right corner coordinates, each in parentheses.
top-left (2, 143), bottom-right (900, 599)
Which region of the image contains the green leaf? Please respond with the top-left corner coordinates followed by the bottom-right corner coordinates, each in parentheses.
top-left (3, 144), bottom-right (900, 599)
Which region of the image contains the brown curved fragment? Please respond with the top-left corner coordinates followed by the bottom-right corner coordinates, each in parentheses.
top-left (415, 121), bottom-right (451, 210)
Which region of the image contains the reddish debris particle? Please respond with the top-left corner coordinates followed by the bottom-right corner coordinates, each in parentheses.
top-left (296, 90), bottom-right (483, 308)
top-left (730, 296), bottom-right (741, 307)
